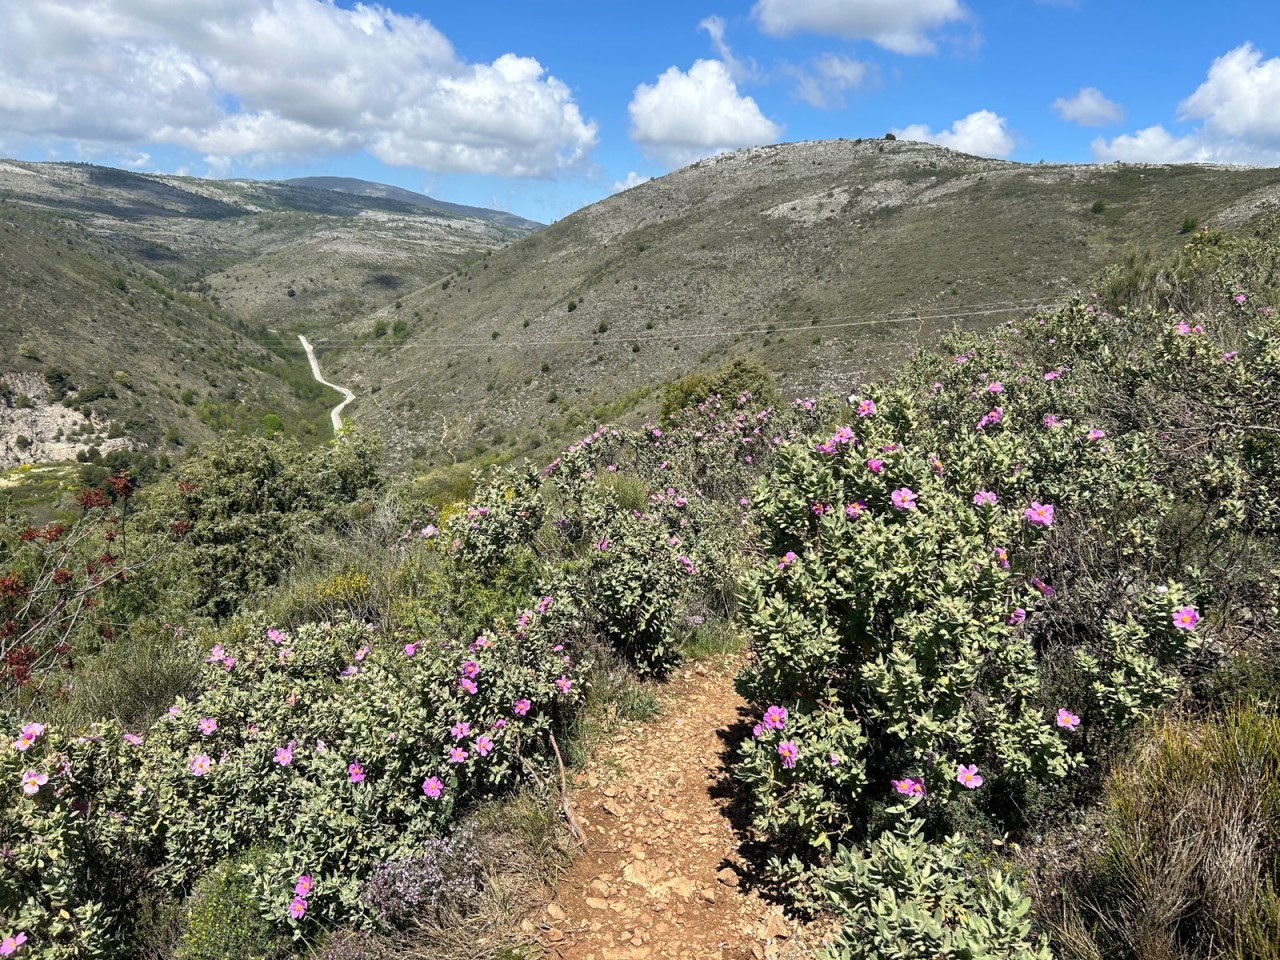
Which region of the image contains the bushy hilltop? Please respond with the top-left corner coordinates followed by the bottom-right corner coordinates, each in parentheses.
top-left (331, 139), bottom-right (1280, 466)
top-left (2, 224), bottom-right (1279, 960)
top-left (0, 160), bottom-right (536, 467)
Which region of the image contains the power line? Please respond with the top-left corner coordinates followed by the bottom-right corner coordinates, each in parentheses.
top-left (9, 297), bottom-right (1058, 352)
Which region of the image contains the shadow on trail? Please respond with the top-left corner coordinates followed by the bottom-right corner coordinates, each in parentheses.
top-left (707, 703), bottom-right (799, 909)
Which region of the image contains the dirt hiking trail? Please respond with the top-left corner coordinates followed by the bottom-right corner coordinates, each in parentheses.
top-left (525, 661), bottom-right (819, 960)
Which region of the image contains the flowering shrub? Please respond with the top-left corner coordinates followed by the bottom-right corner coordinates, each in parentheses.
top-left (360, 822), bottom-right (482, 926)
top-left (0, 598), bottom-right (580, 956)
top-left (731, 283), bottom-right (1280, 852)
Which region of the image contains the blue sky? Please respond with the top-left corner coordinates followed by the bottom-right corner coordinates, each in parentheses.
top-left (1, 1), bottom-right (1277, 222)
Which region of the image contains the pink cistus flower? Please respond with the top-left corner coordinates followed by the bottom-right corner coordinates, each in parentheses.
top-left (450, 721), bottom-right (471, 740)
top-left (1172, 606), bottom-right (1200, 630)
top-left (190, 754), bottom-right (213, 777)
top-left (845, 501), bottom-right (867, 518)
top-left (1, 932), bottom-right (28, 956)
top-left (973, 490), bottom-right (997, 506)
top-left (1234, 293), bottom-right (1248, 304)
top-left (274, 742), bottom-right (294, 766)
top-left (777, 740), bottom-right (799, 769)
top-left (1043, 414), bottom-right (1062, 428)
top-left (956, 764), bottom-right (983, 789)
top-left (475, 735), bottom-right (494, 756)
top-left (1024, 502), bottom-right (1054, 527)
top-left (20, 770), bottom-right (48, 796)
top-left (856, 399), bottom-right (876, 417)
top-left (777, 551), bottom-right (798, 571)
top-left (1007, 607), bottom-right (1027, 626)
top-left (288, 897), bottom-right (307, 920)
top-left (423, 776), bottom-right (444, 798)
top-left (892, 776), bottom-right (926, 798)
top-left (556, 676), bottom-right (573, 694)
top-left (461, 660), bottom-right (481, 679)
top-left (513, 698), bottom-right (531, 716)
top-left (891, 488), bottom-right (918, 511)
top-left (459, 677), bottom-right (478, 695)
top-left (762, 705), bottom-right (788, 730)
top-left (449, 747), bottom-right (468, 764)
top-left (1086, 429), bottom-right (1106, 442)
top-left (1056, 708), bottom-right (1081, 731)
top-left (404, 643), bottom-right (417, 657)
top-left (866, 458), bottom-right (884, 473)
top-left (197, 717), bottom-right (217, 737)
top-left (987, 382), bottom-right (1004, 394)
top-left (347, 762), bottom-right (365, 784)
top-left (295, 875), bottom-right (314, 897)
top-left (123, 733), bottom-right (144, 746)
top-left (267, 628), bottom-right (286, 644)
top-left (1174, 322), bottom-right (1192, 335)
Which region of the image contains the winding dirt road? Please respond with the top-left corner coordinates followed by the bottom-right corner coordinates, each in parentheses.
top-left (298, 334), bottom-right (355, 434)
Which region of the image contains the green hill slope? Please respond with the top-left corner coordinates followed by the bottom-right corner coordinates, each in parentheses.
top-left (331, 139), bottom-right (1280, 466)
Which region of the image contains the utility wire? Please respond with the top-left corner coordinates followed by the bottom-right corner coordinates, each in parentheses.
top-left (9, 297), bottom-right (1060, 352)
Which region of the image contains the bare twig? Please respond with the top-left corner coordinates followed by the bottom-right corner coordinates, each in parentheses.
top-left (547, 730), bottom-right (587, 852)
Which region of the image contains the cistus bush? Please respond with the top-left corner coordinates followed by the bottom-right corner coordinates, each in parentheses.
top-left (735, 236), bottom-right (1280, 947)
top-left (0, 599), bottom-right (582, 957)
top-left (813, 821), bottom-right (1051, 960)
top-left (735, 383), bottom-right (1195, 848)
top-left (736, 272), bottom-right (1280, 851)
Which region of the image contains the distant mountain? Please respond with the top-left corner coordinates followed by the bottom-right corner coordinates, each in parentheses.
top-left (285, 176), bottom-right (544, 231)
top-left (0, 160), bottom-right (536, 467)
top-left (324, 139), bottom-right (1280, 467)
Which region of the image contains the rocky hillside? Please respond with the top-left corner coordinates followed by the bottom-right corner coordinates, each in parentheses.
top-left (328, 139), bottom-right (1280, 466)
top-left (0, 161), bottom-right (538, 468)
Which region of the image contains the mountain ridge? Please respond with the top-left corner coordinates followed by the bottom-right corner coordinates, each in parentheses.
top-left (326, 139), bottom-right (1280, 467)
top-left (284, 176), bottom-right (544, 231)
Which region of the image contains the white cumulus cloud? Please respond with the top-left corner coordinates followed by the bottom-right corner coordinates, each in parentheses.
top-left (1052, 87), bottom-right (1123, 126)
top-left (0, 0), bottom-right (598, 178)
top-left (1093, 43), bottom-right (1280, 165)
top-left (698, 15), bottom-right (758, 82)
top-left (628, 59), bottom-right (783, 168)
top-left (752, 0), bottom-right (967, 55)
top-left (894, 110), bottom-right (1015, 158)
top-left (790, 54), bottom-right (875, 108)
top-left (612, 171), bottom-right (651, 193)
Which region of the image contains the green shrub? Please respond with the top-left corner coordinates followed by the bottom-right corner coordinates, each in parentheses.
top-left (0, 607), bottom-right (583, 956)
top-left (815, 821), bottom-right (1050, 960)
top-left (154, 432), bottom-right (383, 620)
top-left (178, 852), bottom-right (285, 960)
top-left (660, 358), bottom-right (780, 421)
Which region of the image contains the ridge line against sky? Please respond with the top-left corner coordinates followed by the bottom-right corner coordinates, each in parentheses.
top-left (0, 0), bottom-right (1276, 222)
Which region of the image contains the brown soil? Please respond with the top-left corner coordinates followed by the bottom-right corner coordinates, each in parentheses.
top-left (523, 661), bottom-right (817, 960)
